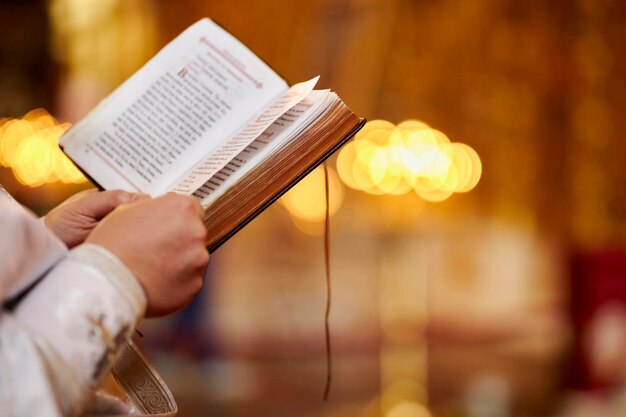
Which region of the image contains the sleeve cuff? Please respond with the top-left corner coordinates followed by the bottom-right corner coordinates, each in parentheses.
top-left (12, 243), bottom-right (148, 410)
top-left (68, 243), bottom-right (147, 317)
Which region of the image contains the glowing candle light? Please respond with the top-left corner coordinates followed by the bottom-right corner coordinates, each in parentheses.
top-left (0, 109), bottom-right (87, 187)
top-left (334, 119), bottom-right (481, 202)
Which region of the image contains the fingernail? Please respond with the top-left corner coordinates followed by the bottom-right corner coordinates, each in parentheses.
top-left (131, 193), bottom-right (151, 202)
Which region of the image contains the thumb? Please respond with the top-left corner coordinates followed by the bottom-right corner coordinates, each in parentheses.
top-left (80, 190), bottom-right (148, 219)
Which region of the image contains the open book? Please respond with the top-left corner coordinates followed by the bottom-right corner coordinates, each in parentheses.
top-left (60, 18), bottom-right (364, 251)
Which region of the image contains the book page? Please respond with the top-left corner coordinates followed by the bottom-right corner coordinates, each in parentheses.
top-left (60, 18), bottom-right (287, 195)
top-left (169, 77), bottom-right (318, 194)
top-left (192, 90), bottom-right (332, 206)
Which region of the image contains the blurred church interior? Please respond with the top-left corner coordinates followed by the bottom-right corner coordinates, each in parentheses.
top-left (2, 0), bottom-right (626, 416)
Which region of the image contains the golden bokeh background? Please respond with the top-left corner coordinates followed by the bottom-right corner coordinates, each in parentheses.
top-left (2, 0), bottom-right (626, 416)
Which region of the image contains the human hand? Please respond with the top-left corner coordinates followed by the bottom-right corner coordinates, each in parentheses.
top-left (44, 189), bottom-right (148, 248)
top-left (86, 193), bottom-right (209, 317)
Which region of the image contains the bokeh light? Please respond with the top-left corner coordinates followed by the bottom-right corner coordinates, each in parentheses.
top-left (381, 379), bottom-right (428, 415)
top-left (336, 119), bottom-right (481, 201)
top-left (0, 109), bottom-right (86, 187)
top-left (385, 402), bottom-right (432, 417)
top-left (279, 165), bottom-right (344, 234)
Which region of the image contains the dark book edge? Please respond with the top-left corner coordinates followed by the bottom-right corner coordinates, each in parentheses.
top-left (206, 117), bottom-right (366, 253)
top-left (59, 143), bottom-right (105, 191)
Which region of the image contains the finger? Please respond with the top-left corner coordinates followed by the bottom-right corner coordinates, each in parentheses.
top-left (58, 188), bottom-right (98, 205)
top-left (191, 197), bottom-right (205, 219)
top-left (130, 193), bottom-right (151, 203)
top-left (77, 188), bottom-right (99, 195)
top-left (165, 192), bottom-right (205, 219)
top-left (80, 190), bottom-right (139, 219)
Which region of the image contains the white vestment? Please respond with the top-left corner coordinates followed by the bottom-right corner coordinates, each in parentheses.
top-left (0, 187), bottom-right (146, 417)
